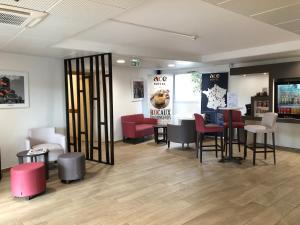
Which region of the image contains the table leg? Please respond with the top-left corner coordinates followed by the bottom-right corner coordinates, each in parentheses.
top-left (154, 127), bottom-right (158, 144)
top-left (44, 152), bottom-right (49, 180)
top-left (18, 156), bottom-right (24, 164)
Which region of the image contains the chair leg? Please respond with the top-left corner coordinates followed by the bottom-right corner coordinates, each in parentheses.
top-left (167, 140), bottom-right (170, 149)
top-left (237, 128), bottom-right (241, 152)
top-left (272, 132), bottom-right (276, 165)
top-left (220, 132), bottom-right (224, 159)
top-left (215, 134), bottom-right (218, 158)
top-left (200, 133), bottom-right (203, 163)
top-left (182, 143), bottom-right (184, 149)
top-left (264, 133), bottom-right (267, 160)
top-left (244, 130), bottom-right (248, 159)
top-left (253, 133), bottom-right (257, 166)
top-left (196, 133), bottom-right (199, 158)
top-left (224, 128), bottom-right (228, 156)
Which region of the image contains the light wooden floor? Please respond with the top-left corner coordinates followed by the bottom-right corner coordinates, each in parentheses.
top-left (1, 140), bottom-right (300, 225)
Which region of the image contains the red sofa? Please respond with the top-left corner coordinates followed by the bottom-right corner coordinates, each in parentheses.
top-left (121, 114), bottom-right (158, 141)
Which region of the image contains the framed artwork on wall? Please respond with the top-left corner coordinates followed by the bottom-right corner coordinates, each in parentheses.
top-left (0, 70), bottom-right (29, 108)
top-left (132, 80), bottom-right (144, 101)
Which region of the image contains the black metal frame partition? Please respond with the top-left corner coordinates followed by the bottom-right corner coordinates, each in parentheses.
top-left (64, 53), bottom-right (114, 165)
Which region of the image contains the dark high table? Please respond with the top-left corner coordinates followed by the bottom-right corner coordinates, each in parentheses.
top-left (219, 107), bottom-right (243, 164)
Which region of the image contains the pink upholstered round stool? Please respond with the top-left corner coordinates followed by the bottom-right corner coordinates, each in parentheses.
top-left (10, 162), bottom-right (46, 199)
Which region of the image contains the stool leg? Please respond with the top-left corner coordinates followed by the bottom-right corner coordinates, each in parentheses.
top-left (200, 133), bottom-right (203, 163)
top-left (272, 132), bottom-right (276, 165)
top-left (244, 130), bottom-right (248, 159)
top-left (215, 134), bottom-right (218, 158)
top-left (264, 133), bottom-right (267, 160)
top-left (253, 133), bottom-right (257, 165)
top-left (237, 128), bottom-right (241, 152)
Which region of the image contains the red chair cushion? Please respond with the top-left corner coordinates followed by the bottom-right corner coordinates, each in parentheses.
top-left (223, 122), bottom-right (244, 128)
top-left (135, 124), bottom-right (155, 137)
top-left (204, 123), bottom-right (224, 133)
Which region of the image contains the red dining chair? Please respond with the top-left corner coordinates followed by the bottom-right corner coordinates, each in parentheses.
top-left (223, 110), bottom-right (244, 154)
top-left (194, 113), bottom-right (224, 163)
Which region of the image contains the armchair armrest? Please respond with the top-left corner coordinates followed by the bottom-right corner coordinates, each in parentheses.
top-left (167, 124), bottom-right (184, 141)
top-left (122, 121), bottom-right (137, 138)
top-left (25, 138), bottom-right (31, 150)
top-left (143, 118), bottom-right (158, 124)
top-left (54, 133), bottom-right (66, 153)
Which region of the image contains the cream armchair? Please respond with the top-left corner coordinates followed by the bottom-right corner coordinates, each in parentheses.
top-left (25, 127), bottom-right (66, 162)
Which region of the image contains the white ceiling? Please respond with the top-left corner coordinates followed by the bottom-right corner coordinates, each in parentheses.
top-left (203, 0), bottom-right (300, 34)
top-left (1, 0), bottom-right (300, 68)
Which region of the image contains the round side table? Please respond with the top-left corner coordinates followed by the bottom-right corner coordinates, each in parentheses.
top-left (16, 150), bottom-right (49, 179)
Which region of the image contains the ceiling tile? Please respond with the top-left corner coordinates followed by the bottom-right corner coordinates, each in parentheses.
top-left (220, 0), bottom-right (300, 16)
top-left (87, 0), bottom-right (146, 9)
top-left (0, 24), bottom-right (23, 36)
top-left (50, 0), bottom-right (123, 24)
top-left (253, 3), bottom-right (300, 25)
top-left (202, 0), bottom-right (228, 4)
top-left (0, 34), bottom-right (12, 44)
top-left (0, 0), bottom-right (60, 11)
top-left (1, 35), bottom-right (71, 57)
top-left (21, 16), bottom-right (89, 42)
top-left (277, 20), bottom-right (300, 32)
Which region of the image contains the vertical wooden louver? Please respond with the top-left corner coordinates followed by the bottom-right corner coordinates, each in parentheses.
top-left (64, 53), bottom-right (114, 165)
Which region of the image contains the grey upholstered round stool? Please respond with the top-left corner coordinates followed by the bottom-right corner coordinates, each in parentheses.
top-left (57, 153), bottom-right (85, 183)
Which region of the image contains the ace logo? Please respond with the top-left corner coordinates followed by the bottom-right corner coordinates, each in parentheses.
top-left (153, 76), bottom-right (167, 82)
top-left (209, 73), bottom-right (220, 81)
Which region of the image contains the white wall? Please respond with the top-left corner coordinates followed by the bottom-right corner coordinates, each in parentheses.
top-left (228, 73), bottom-right (269, 114)
top-left (113, 66), bottom-right (153, 141)
top-left (0, 52), bottom-right (65, 169)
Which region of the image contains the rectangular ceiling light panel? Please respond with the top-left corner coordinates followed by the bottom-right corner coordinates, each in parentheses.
top-left (0, 4), bottom-right (47, 28)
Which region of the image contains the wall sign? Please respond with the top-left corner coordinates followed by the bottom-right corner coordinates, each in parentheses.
top-left (201, 72), bottom-right (228, 123)
top-left (148, 74), bottom-right (173, 124)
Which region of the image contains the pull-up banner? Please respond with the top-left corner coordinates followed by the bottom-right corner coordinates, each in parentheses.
top-left (201, 72), bottom-right (228, 123)
top-left (149, 74), bottom-right (173, 124)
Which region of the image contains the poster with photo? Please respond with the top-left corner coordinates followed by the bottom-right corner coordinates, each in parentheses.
top-left (0, 70), bottom-right (29, 108)
top-left (132, 80), bottom-right (144, 101)
top-left (148, 74), bottom-right (173, 124)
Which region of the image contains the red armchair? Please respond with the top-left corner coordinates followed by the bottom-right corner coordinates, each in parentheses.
top-left (121, 114), bottom-right (158, 142)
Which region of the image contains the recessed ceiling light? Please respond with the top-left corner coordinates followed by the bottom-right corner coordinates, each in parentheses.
top-left (116, 59), bottom-right (126, 64)
top-left (168, 64), bottom-right (175, 68)
top-left (176, 61), bottom-right (193, 66)
top-left (243, 74), bottom-right (247, 77)
top-left (263, 72), bottom-right (268, 75)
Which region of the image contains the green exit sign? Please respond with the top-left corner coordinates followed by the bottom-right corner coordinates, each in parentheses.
top-left (131, 59), bottom-right (140, 67)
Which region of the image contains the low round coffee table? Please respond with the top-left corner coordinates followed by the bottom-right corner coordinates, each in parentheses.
top-left (16, 150), bottom-right (49, 179)
top-left (153, 124), bottom-right (168, 144)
